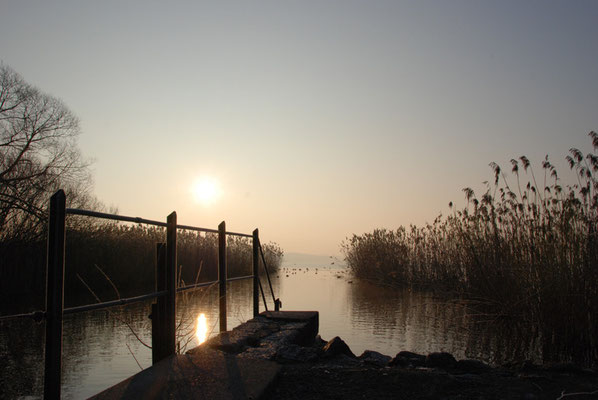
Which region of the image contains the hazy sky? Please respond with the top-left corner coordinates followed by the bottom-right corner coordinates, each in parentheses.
top-left (1, 1), bottom-right (597, 256)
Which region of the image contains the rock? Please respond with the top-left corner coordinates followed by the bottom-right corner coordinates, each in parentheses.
top-left (262, 311), bottom-right (319, 345)
top-left (313, 335), bottom-right (327, 348)
top-left (328, 353), bottom-right (363, 367)
top-left (260, 328), bottom-right (301, 347)
top-left (546, 363), bottom-right (593, 375)
top-left (397, 351), bottom-right (426, 361)
top-left (276, 344), bottom-right (320, 363)
top-left (322, 336), bottom-right (356, 358)
top-left (204, 331), bottom-right (244, 354)
top-left (454, 373), bottom-right (484, 383)
top-left (388, 357), bottom-right (408, 368)
top-left (238, 345), bottom-right (278, 361)
top-left (199, 317), bottom-right (280, 354)
top-left (358, 350), bottom-right (392, 367)
top-left (389, 351), bottom-right (426, 368)
top-left (425, 352), bottom-right (457, 369)
top-left (456, 359), bottom-right (492, 373)
top-left (514, 360), bottom-right (545, 375)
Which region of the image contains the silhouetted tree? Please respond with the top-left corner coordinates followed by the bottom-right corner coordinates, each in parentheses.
top-left (0, 64), bottom-right (92, 240)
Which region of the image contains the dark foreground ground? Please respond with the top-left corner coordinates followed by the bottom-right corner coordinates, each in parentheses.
top-left (265, 354), bottom-right (598, 400)
top-left (260, 330), bottom-right (598, 400)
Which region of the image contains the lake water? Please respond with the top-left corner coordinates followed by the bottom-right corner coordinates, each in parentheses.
top-left (0, 261), bottom-right (543, 399)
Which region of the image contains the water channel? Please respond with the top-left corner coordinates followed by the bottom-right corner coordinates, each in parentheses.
top-left (0, 260), bottom-right (543, 399)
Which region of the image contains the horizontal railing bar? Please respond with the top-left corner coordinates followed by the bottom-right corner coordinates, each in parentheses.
top-left (177, 280), bottom-right (218, 293)
top-left (0, 310), bottom-right (46, 322)
top-left (176, 275), bottom-right (253, 293)
top-left (61, 275), bottom-right (253, 315)
top-left (66, 208), bottom-right (253, 237)
top-left (177, 225), bottom-right (251, 237)
top-left (225, 231), bottom-right (253, 238)
top-left (226, 275), bottom-right (254, 282)
top-left (66, 208), bottom-right (167, 227)
top-left (2, 275), bottom-right (255, 321)
top-left (176, 224), bottom-right (218, 234)
top-left (64, 290), bottom-right (168, 315)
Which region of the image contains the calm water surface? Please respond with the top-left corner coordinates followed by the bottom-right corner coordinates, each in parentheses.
top-left (0, 264), bottom-right (541, 399)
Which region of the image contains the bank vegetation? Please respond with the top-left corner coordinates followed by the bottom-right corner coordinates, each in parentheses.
top-left (343, 132), bottom-right (598, 367)
top-left (1, 219), bottom-right (283, 311)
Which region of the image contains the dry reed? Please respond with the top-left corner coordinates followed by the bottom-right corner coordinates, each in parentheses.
top-left (343, 132), bottom-right (598, 366)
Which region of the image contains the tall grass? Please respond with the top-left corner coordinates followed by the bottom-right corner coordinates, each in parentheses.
top-left (342, 132), bottom-right (598, 366)
top-left (0, 220), bottom-right (283, 311)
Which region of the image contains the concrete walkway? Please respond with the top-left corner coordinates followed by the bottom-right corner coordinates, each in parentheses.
top-left (89, 311), bottom-right (319, 400)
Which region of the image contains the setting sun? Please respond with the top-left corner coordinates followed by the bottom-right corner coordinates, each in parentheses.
top-left (191, 177), bottom-right (221, 205)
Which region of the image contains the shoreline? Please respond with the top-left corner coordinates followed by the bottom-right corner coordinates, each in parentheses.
top-left (193, 311), bottom-right (598, 400)
top-left (266, 336), bottom-right (598, 400)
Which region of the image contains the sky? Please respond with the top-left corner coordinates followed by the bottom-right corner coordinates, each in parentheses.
top-left (1, 1), bottom-right (597, 256)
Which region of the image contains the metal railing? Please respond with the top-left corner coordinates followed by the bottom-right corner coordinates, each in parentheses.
top-left (0, 189), bottom-right (281, 399)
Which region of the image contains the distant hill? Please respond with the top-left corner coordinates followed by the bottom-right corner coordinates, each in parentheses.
top-left (282, 252), bottom-right (346, 269)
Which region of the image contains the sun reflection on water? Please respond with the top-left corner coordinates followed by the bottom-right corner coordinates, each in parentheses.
top-left (196, 313), bottom-right (208, 344)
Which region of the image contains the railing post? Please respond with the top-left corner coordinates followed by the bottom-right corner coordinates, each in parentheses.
top-left (252, 229), bottom-right (259, 317)
top-left (218, 221), bottom-right (227, 332)
top-left (152, 242), bottom-right (167, 364)
top-left (44, 190), bottom-right (66, 400)
top-left (165, 212), bottom-right (177, 356)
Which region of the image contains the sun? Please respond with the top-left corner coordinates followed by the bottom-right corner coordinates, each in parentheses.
top-left (191, 177), bottom-right (221, 205)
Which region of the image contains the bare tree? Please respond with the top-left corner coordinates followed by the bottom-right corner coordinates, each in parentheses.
top-left (0, 64), bottom-right (92, 240)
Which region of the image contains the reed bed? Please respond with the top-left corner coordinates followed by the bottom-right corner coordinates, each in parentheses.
top-left (0, 220), bottom-right (283, 311)
top-left (343, 132), bottom-right (598, 366)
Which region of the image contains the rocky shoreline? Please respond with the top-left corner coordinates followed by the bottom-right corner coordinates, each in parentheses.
top-left (187, 312), bottom-right (598, 400)
top-left (266, 335), bottom-right (598, 399)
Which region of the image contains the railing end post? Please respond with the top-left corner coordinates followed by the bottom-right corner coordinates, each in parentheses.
top-left (153, 243), bottom-right (167, 364)
top-left (44, 189), bottom-right (66, 400)
top-left (52, 189), bottom-right (66, 201)
top-left (165, 213), bottom-right (177, 357)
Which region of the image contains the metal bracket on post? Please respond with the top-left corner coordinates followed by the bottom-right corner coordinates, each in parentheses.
top-left (218, 221), bottom-right (227, 332)
top-left (252, 229), bottom-right (260, 317)
top-left (44, 190), bottom-right (66, 400)
top-left (258, 238), bottom-right (279, 313)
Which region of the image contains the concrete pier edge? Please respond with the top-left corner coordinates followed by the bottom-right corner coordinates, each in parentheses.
top-left (89, 311), bottom-right (319, 400)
